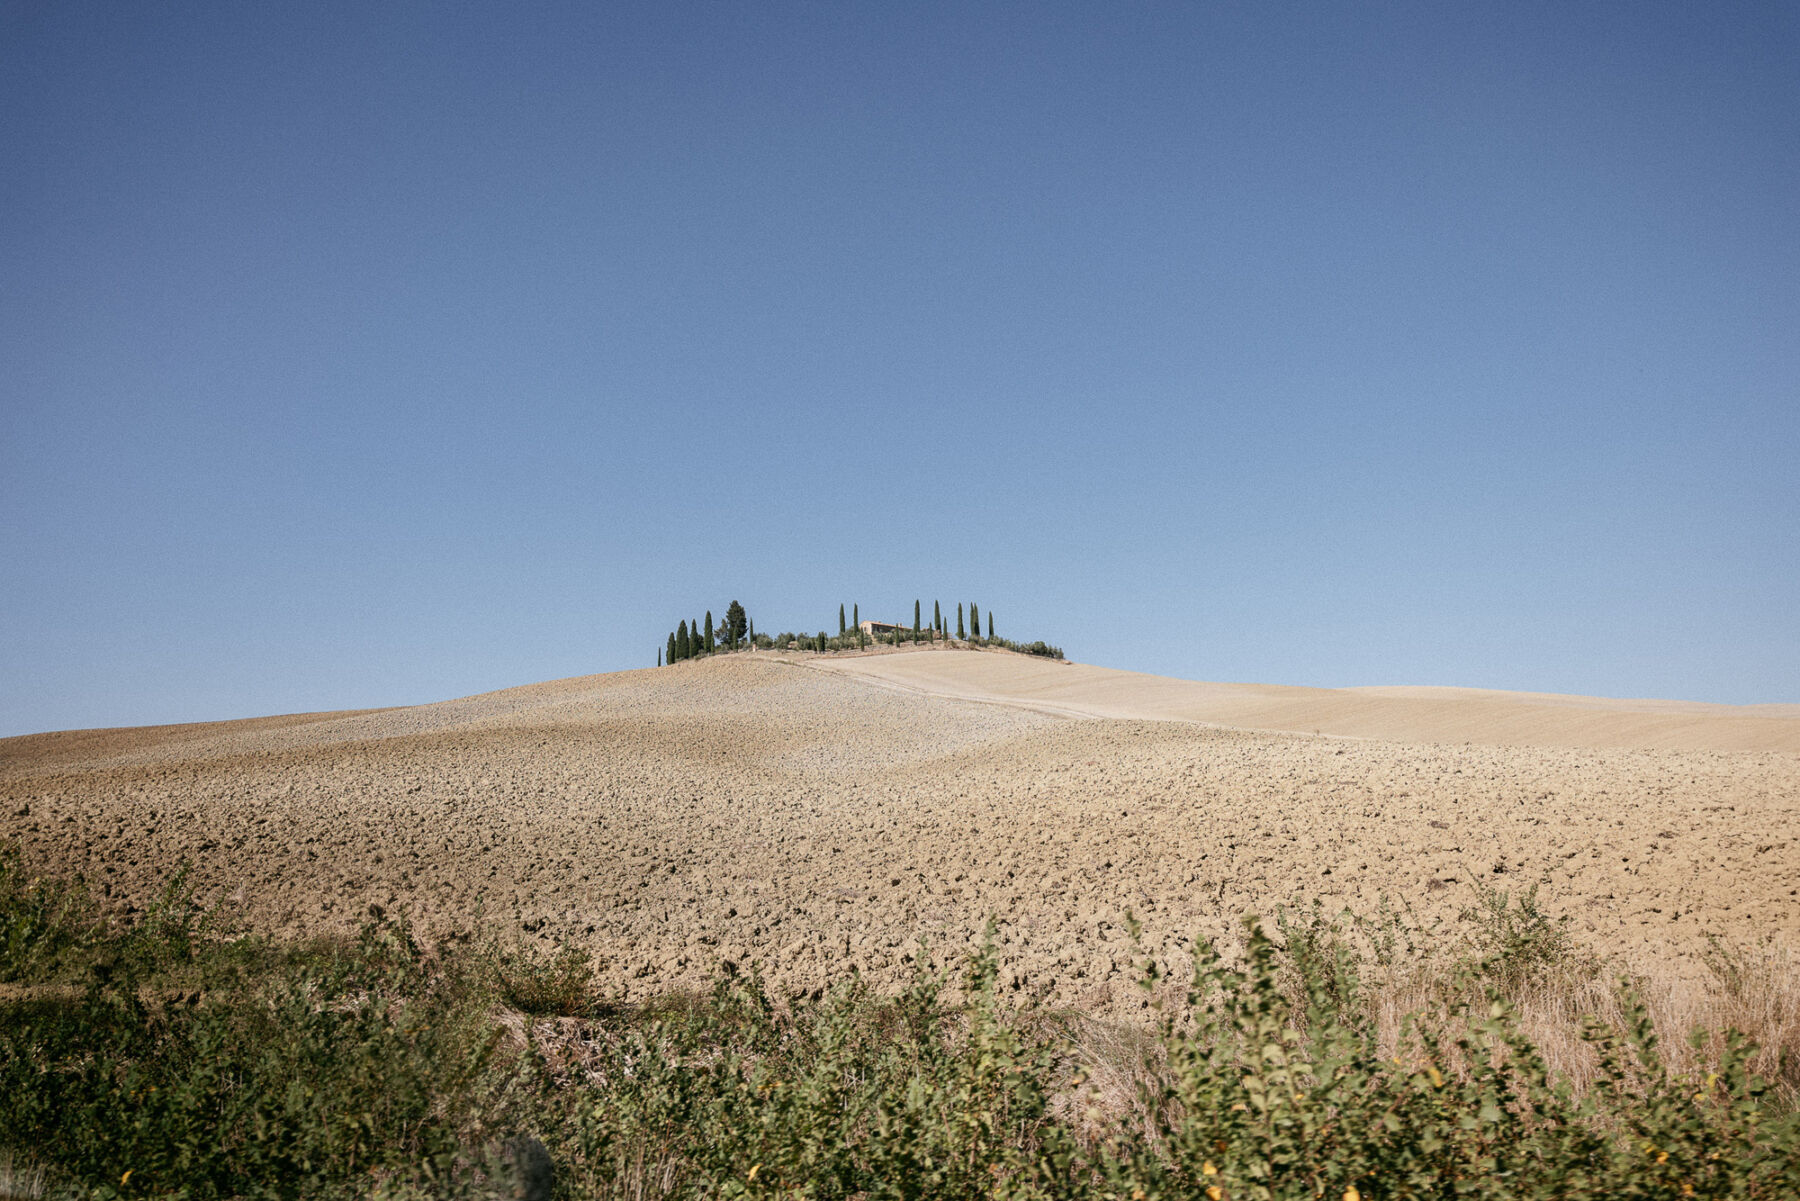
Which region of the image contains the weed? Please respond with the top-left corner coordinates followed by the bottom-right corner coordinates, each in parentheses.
top-left (1456, 882), bottom-right (1581, 992)
top-left (493, 940), bottom-right (598, 1017)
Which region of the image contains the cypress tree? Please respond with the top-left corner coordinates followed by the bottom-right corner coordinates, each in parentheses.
top-left (987, 611), bottom-right (994, 639)
top-left (970, 602), bottom-right (980, 641)
top-left (693, 617), bottom-right (702, 656)
top-left (933, 600), bottom-right (941, 632)
top-left (704, 610), bottom-right (714, 654)
top-left (657, 647), bottom-right (662, 667)
top-left (957, 603), bottom-right (965, 640)
top-left (726, 600), bottom-right (746, 648)
top-left (913, 600), bottom-right (920, 639)
top-left (853, 603), bottom-right (859, 630)
top-left (676, 620), bottom-right (690, 661)
top-left (666, 633), bottom-right (675, 664)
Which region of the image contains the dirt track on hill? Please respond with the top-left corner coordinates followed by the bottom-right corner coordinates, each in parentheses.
top-left (3, 649), bottom-right (1796, 1011)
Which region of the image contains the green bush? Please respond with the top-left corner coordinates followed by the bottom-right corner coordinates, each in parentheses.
top-left (493, 940), bottom-right (598, 1016)
top-left (984, 636), bottom-right (1066, 660)
top-left (0, 914), bottom-right (508, 1198)
top-left (0, 841), bottom-right (92, 983)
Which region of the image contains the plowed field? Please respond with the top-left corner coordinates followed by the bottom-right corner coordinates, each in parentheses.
top-left (4, 648), bottom-right (1795, 1010)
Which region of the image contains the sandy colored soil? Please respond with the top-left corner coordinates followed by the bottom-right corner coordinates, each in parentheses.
top-left (810, 650), bottom-right (1800, 753)
top-left (3, 648), bottom-right (1796, 1010)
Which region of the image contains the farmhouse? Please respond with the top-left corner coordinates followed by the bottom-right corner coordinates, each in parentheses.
top-left (858, 620), bottom-right (907, 636)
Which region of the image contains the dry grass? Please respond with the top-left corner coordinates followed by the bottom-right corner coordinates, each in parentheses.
top-left (0, 1153), bottom-right (47, 1201)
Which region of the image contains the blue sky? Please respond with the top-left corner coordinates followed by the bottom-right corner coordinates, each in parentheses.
top-left (3, 2), bottom-right (1795, 735)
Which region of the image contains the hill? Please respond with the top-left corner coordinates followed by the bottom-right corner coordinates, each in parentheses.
top-left (3, 648), bottom-right (1796, 1012)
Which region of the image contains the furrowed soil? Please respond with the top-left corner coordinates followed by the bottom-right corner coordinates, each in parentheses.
top-left (3, 648), bottom-right (1796, 1011)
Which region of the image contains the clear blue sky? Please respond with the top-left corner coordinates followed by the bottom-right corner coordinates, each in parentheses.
top-left (3, 2), bottom-right (1796, 735)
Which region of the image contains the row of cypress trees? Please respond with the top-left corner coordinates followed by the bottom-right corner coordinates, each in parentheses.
top-left (883, 598), bottom-right (993, 643)
top-left (662, 600), bottom-right (749, 666)
top-left (659, 597), bottom-right (999, 665)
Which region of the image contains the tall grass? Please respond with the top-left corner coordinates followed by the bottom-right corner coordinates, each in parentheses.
top-left (2, 843), bottom-right (1795, 1198)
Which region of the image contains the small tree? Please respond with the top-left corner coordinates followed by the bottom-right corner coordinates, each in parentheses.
top-left (839, 604), bottom-right (846, 635)
top-left (666, 632), bottom-right (676, 664)
top-left (987, 611), bottom-right (994, 638)
top-left (970, 602), bottom-right (980, 642)
top-left (853, 603), bottom-right (859, 630)
top-left (726, 600), bottom-right (747, 648)
top-left (676, 620), bottom-right (690, 662)
top-left (657, 647), bottom-right (662, 667)
top-left (914, 600), bottom-right (921, 640)
top-left (933, 600), bottom-right (942, 633)
top-left (704, 610), bottom-right (715, 654)
top-left (957, 603), bottom-right (966, 640)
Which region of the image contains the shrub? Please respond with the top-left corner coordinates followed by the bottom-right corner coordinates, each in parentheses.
top-left (0, 842), bottom-right (93, 983)
top-left (985, 636), bottom-right (1066, 660)
top-left (492, 940), bottom-right (597, 1017)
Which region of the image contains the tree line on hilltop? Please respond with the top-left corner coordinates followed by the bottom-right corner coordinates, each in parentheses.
top-left (659, 598), bottom-right (1062, 665)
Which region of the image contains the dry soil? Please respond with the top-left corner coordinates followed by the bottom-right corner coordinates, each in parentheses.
top-left (3, 647), bottom-right (1795, 1010)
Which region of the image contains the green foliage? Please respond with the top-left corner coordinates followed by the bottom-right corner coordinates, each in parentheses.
top-left (676, 620), bottom-right (690, 662)
top-left (726, 600), bottom-right (747, 648)
top-left (0, 867), bottom-right (510, 1200)
top-left (1094, 918), bottom-right (1800, 1200)
top-left (0, 842), bottom-right (92, 983)
top-left (493, 940), bottom-right (598, 1017)
top-left (985, 636), bottom-right (1065, 660)
top-left (559, 947), bottom-right (1072, 1200)
top-left (1458, 882), bottom-right (1581, 993)
top-left (9, 850), bottom-right (1794, 1198)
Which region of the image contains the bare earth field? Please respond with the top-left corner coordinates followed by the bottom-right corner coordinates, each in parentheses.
top-left (3, 647), bottom-right (1796, 1012)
